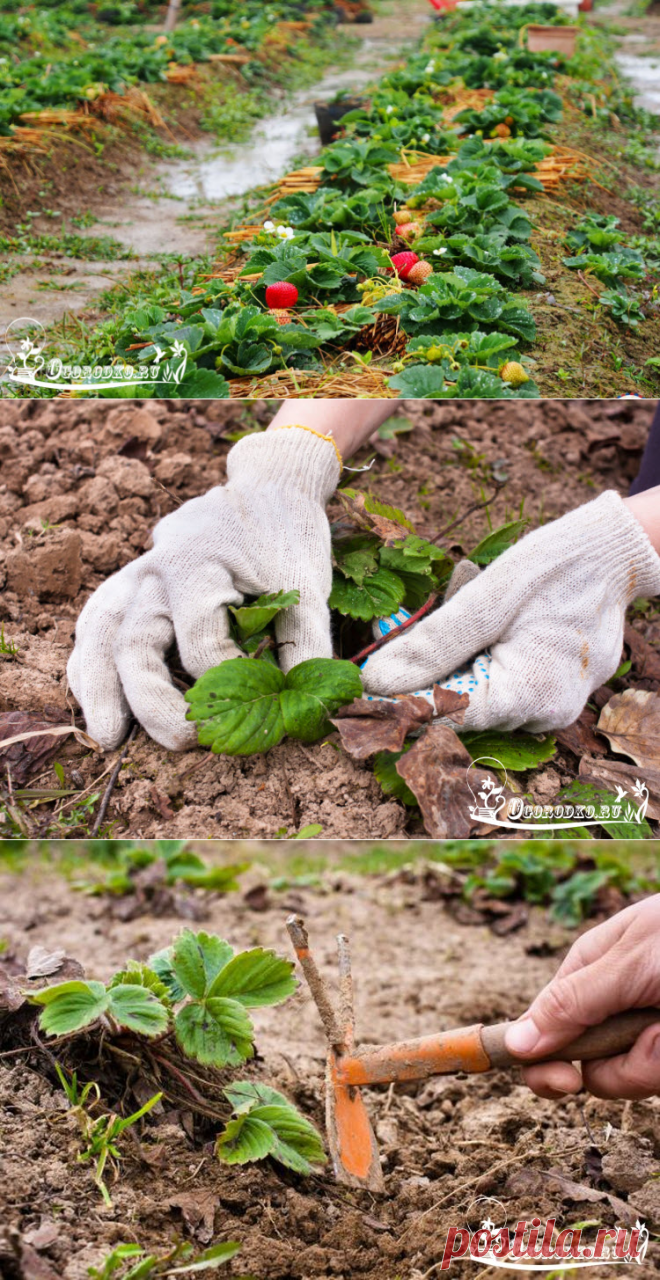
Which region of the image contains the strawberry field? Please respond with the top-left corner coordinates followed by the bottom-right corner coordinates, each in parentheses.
top-left (1, 837), bottom-right (659, 1279)
top-left (4, 0), bottom-right (659, 399)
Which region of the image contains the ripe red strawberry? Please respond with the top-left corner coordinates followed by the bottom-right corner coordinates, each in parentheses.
top-left (265, 282), bottom-right (299, 309)
top-left (389, 251), bottom-right (419, 280)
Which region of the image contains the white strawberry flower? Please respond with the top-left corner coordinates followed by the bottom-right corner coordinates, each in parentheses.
top-left (433, 247), bottom-right (448, 256)
top-left (263, 220), bottom-right (275, 231)
top-left (276, 225), bottom-right (295, 240)
top-left (421, 133), bottom-right (430, 144)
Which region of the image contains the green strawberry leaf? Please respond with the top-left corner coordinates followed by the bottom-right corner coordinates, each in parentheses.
top-left (207, 948), bottom-right (297, 1007)
top-left (373, 748), bottom-right (417, 806)
top-left (217, 1083), bottom-right (326, 1174)
top-left (174, 997), bottom-right (254, 1067)
top-left (329, 566), bottom-right (406, 620)
top-left (106, 983), bottom-right (170, 1037)
top-left (215, 1114), bottom-right (276, 1165)
top-left (229, 590), bottom-right (300, 641)
top-left (31, 980), bottom-right (109, 1036)
top-left (109, 963), bottom-right (172, 1005)
top-left (469, 518), bottom-right (529, 565)
top-left (458, 730), bottom-right (556, 771)
top-left (170, 930), bottom-right (235, 1000)
top-left (185, 658), bottom-right (361, 754)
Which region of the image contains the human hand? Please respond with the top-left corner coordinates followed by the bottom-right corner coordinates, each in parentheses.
top-left (67, 427), bottom-right (340, 751)
top-left (361, 491), bottom-right (660, 733)
top-left (505, 895), bottom-right (660, 1100)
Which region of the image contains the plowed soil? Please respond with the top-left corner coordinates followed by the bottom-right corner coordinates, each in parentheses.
top-left (0, 397), bottom-right (659, 839)
top-left (1, 848), bottom-right (659, 1279)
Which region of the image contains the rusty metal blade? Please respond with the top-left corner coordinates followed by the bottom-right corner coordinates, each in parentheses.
top-left (326, 1050), bottom-right (384, 1192)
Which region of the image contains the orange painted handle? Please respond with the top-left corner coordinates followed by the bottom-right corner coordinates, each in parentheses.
top-left (335, 1024), bottom-right (490, 1086)
top-left (333, 1009), bottom-right (660, 1088)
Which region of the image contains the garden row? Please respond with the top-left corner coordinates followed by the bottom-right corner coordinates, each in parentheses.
top-left (50, 0), bottom-right (657, 401)
top-left (0, 0), bottom-right (338, 137)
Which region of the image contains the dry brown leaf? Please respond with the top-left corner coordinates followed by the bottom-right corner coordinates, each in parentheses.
top-left (432, 687), bottom-right (470, 723)
top-left (395, 723), bottom-right (513, 838)
top-left (624, 623), bottom-right (660, 682)
top-left (167, 1190), bottom-right (218, 1244)
top-left (555, 707), bottom-right (607, 758)
top-left (0, 966), bottom-right (25, 1014)
top-left (541, 1169), bottom-right (637, 1227)
top-left (597, 689), bottom-right (660, 770)
top-left (0, 710), bottom-right (67, 787)
top-left (337, 490), bottom-right (413, 545)
top-left (26, 946), bottom-right (66, 979)
top-left (331, 695), bottom-right (433, 759)
top-left (579, 756), bottom-right (660, 820)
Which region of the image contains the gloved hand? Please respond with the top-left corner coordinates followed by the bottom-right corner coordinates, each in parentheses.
top-left (362, 491), bottom-right (660, 733)
top-left (67, 428), bottom-right (340, 751)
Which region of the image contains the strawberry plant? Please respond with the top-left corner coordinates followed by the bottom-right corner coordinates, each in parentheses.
top-left (75, 838), bottom-right (248, 897)
top-left (20, 929), bottom-right (326, 1178)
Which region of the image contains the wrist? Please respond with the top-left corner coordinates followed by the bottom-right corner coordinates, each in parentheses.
top-left (586, 491), bottom-right (660, 604)
top-left (267, 400), bottom-right (395, 462)
top-left (227, 427), bottom-right (341, 504)
top-left (623, 486), bottom-right (660, 556)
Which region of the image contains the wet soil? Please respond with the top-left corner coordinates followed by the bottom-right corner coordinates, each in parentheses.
top-left (0, 0), bottom-right (431, 331)
top-left (1, 854), bottom-right (660, 1279)
top-left (0, 397), bottom-right (658, 840)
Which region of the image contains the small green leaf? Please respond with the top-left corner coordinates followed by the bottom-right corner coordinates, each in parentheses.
top-left (458, 730), bottom-right (556, 771)
top-left (109, 963), bottom-right (172, 1005)
top-left (32, 980), bottom-right (109, 1036)
top-left (229, 590), bottom-right (300, 641)
top-left (170, 930), bottom-right (235, 1000)
top-left (215, 1114), bottom-right (276, 1165)
top-left (174, 997), bottom-right (254, 1067)
top-left (373, 749), bottom-right (417, 806)
top-left (165, 1242), bottom-right (243, 1274)
top-left (217, 1082), bottom-right (325, 1174)
top-left (329, 566), bottom-right (405, 620)
top-left (107, 984), bottom-right (170, 1037)
top-left (149, 948), bottom-right (186, 1003)
top-left (469, 518), bottom-right (529, 565)
top-left (207, 948), bottom-right (297, 1007)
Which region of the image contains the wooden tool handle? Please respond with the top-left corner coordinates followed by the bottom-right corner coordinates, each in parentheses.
top-left (481, 1008), bottom-right (660, 1068)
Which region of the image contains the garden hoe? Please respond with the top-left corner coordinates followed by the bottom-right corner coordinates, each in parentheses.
top-left (286, 915), bottom-right (660, 1193)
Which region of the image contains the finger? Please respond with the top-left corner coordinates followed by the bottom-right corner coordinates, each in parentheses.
top-left (522, 1061), bottom-right (583, 1100)
top-left (504, 950), bottom-right (631, 1061)
top-left (444, 558), bottom-right (481, 602)
top-left (114, 571), bottom-right (197, 752)
top-left (581, 1023), bottom-right (660, 1100)
top-left (274, 587), bottom-right (333, 672)
top-left (67, 572), bottom-right (135, 750)
top-left (168, 561), bottom-right (243, 678)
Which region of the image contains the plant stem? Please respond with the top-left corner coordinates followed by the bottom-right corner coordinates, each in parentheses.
top-left (350, 593), bottom-right (438, 666)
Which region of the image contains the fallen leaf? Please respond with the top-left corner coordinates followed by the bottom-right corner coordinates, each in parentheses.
top-left (0, 966), bottom-right (25, 1014)
top-left (395, 723), bottom-right (514, 838)
top-left (432, 687), bottom-right (470, 723)
top-left (624, 624), bottom-right (660, 683)
top-left (541, 1169), bottom-right (637, 1227)
top-left (597, 689), bottom-right (660, 770)
top-left (26, 947), bottom-right (66, 979)
top-left (23, 1223), bottom-right (59, 1252)
top-left (555, 707), bottom-right (607, 758)
top-left (579, 756), bottom-right (660, 820)
top-left (167, 1190), bottom-right (217, 1244)
top-left (332, 695), bottom-right (433, 758)
top-left (338, 490), bottom-right (414, 545)
top-left (0, 711), bottom-right (68, 787)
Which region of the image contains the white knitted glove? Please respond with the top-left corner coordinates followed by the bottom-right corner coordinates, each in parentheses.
top-left (362, 491), bottom-right (660, 733)
top-left (67, 428), bottom-right (340, 751)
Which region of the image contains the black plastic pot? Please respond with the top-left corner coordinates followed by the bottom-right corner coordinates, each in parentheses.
top-left (314, 97), bottom-right (365, 146)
